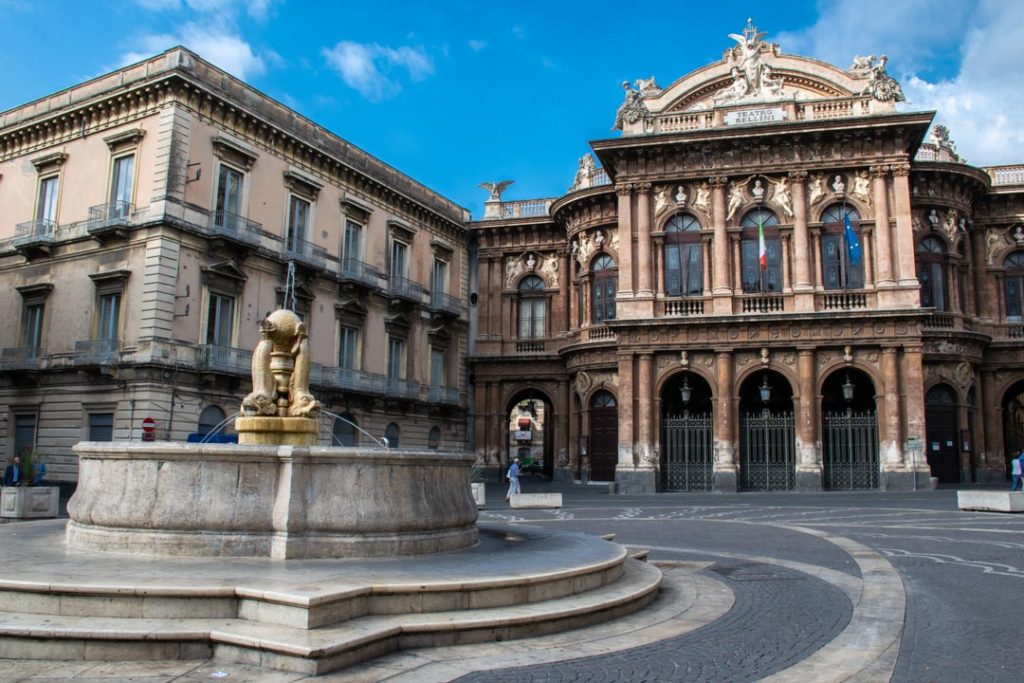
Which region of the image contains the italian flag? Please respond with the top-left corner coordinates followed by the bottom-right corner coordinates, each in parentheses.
top-left (758, 218), bottom-right (767, 269)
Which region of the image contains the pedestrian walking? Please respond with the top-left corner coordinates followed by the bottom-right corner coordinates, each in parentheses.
top-left (1012, 451), bottom-right (1023, 491)
top-left (505, 457), bottom-right (522, 501)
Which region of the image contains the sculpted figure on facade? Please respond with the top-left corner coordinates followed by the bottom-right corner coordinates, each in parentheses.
top-left (634, 75), bottom-right (661, 95)
top-left (852, 170), bottom-right (872, 206)
top-left (608, 230), bottom-right (619, 253)
top-left (726, 180), bottom-right (745, 220)
top-left (728, 19), bottom-right (767, 93)
top-left (751, 178), bottom-right (765, 200)
top-left (540, 254), bottom-right (559, 286)
top-left (1015, 225), bottom-right (1024, 245)
top-left (985, 228), bottom-right (1008, 265)
top-left (505, 255), bottom-right (526, 287)
top-left (612, 80), bottom-right (649, 131)
top-left (849, 54), bottom-right (876, 72)
top-left (859, 55), bottom-right (906, 103)
top-left (242, 309), bottom-right (320, 419)
top-left (654, 185), bottom-right (671, 215)
top-left (927, 209), bottom-right (940, 229)
top-left (575, 232), bottom-right (595, 266)
top-left (714, 67), bottom-right (750, 105)
top-left (771, 176), bottom-right (794, 217)
top-left (831, 174), bottom-right (846, 194)
top-left (694, 182), bottom-right (711, 216)
top-left (943, 209), bottom-right (960, 244)
top-left (570, 153), bottom-right (597, 191)
top-left (807, 173), bottom-right (825, 205)
top-left (675, 185), bottom-right (688, 205)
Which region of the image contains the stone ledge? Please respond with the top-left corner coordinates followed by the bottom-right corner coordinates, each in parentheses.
top-left (510, 493), bottom-right (563, 509)
top-left (957, 490), bottom-right (1024, 513)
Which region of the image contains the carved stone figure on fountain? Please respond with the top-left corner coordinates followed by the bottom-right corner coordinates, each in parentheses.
top-left (242, 309), bottom-right (320, 420)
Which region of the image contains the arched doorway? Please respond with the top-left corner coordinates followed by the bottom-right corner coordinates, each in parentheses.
top-left (332, 413), bottom-right (358, 447)
top-left (1001, 380), bottom-right (1024, 480)
top-left (821, 369), bottom-right (879, 490)
top-left (660, 372), bottom-right (713, 491)
top-left (507, 390), bottom-right (554, 478)
top-left (589, 391), bottom-right (618, 481)
top-left (739, 370), bottom-right (795, 491)
top-left (925, 384), bottom-right (960, 483)
top-left (197, 405), bottom-right (226, 436)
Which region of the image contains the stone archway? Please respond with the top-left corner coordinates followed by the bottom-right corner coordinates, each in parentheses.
top-left (820, 369), bottom-right (879, 490)
top-left (660, 371), bottom-right (714, 491)
top-left (925, 384), bottom-right (960, 484)
top-left (507, 389), bottom-right (554, 479)
top-left (1001, 380), bottom-right (1024, 481)
top-left (739, 370), bottom-right (795, 491)
top-left (588, 390), bottom-right (618, 481)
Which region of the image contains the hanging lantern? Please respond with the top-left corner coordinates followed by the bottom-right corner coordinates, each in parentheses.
top-left (759, 376), bottom-right (772, 404)
top-left (842, 373), bottom-right (855, 402)
top-left (679, 376), bottom-right (692, 405)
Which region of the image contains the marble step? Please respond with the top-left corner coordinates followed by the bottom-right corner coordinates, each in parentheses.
top-left (0, 559), bottom-right (661, 675)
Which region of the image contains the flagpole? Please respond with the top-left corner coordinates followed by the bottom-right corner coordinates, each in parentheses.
top-left (841, 197), bottom-right (848, 289)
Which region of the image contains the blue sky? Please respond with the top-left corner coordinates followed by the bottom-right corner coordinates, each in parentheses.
top-left (1, 1), bottom-right (1022, 218)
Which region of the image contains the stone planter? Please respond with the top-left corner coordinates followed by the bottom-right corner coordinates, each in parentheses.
top-left (471, 482), bottom-right (486, 508)
top-left (1, 486), bottom-right (59, 519)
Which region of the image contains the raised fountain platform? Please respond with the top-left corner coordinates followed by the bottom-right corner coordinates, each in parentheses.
top-left (67, 441), bottom-right (479, 559)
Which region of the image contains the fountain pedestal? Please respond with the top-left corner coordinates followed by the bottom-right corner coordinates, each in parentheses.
top-left (235, 415), bottom-right (317, 446)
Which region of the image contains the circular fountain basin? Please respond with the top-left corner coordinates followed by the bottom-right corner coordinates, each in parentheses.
top-left (66, 442), bottom-right (479, 559)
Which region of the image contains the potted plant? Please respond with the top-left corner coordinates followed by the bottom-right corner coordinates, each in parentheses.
top-left (469, 463), bottom-right (486, 509)
top-left (1, 449), bottom-right (59, 519)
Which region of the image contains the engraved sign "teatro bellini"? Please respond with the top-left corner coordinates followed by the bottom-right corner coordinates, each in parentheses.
top-left (724, 107), bottom-right (786, 126)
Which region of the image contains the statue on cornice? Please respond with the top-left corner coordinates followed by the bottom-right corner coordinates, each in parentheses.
top-left (570, 154), bottom-right (597, 191)
top-left (612, 81), bottom-right (650, 131)
top-left (728, 18), bottom-right (768, 95)
top-left (859, 55), bottom-right (906, 103)
top-left (715, 20), bottom-right (787, 105)
top-left (480, 180), bottom-right (514, 202)
top-left (634, 75), bottom-right (662, 96)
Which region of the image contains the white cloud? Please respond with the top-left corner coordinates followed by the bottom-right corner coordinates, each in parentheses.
top-left (468, 39), bottom-right (487, 51)
top-left (119, 25), bottom-right (266, 80)
top-left (776, 0), bottom-right (1024, 165)
top-left (135, 0), bottom-right (276, 21)
top-left (322, 41), bottom-right (434, 102)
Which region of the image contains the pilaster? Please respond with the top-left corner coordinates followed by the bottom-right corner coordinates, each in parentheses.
top-left (790, 171), bottom-right (814, 311)
top-left (871, 166), bottom-right (896, 300)
top-left (636, 183), bottom-right (653, 297)
top-left (615, 184), bottom-right (634, 299)
top-left (890, 163), bottom-right (919, 289)
top-left (795, 350), bottom-right (822, 491)
top-left (712, 350), bottom-right (737, 492)
top-left (710, 176), bottom-right (732, 314)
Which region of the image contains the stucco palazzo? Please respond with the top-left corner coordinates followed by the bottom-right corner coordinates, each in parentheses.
top-left (470, 23), bottom-right (1024, 493)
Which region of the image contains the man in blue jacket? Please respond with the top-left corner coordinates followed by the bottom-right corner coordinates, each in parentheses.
top-left (3, 455), bottom-right (24, 487)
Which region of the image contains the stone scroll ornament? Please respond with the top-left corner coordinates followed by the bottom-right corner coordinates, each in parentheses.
top-left (241, 309), bottom-right (321, 418)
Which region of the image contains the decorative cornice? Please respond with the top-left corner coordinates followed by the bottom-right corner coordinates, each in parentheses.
top-left (103, 128), bottom-right (146, 151)
top-left (211, 135), bottom-right (258, 170)
top-left (30, 151), bottom-right (68, 171)
top-left (16, 283), bottom-right (54, 299)
top-left (283, 169), bottom-right (323, 199)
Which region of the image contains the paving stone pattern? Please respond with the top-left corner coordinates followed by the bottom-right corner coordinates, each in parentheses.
top-left (456, 560), bottom-right (852, 683)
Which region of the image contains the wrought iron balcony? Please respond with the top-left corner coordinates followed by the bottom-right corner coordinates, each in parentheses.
top-left (312, 365), bottom-right (387, 394)
top-left (0, 347), bottom-right (41, 371)
top-left (430, 291), bottom-right (463, 317)
top-left (387, 275), bottom-right (424, 303)
top-left (283, 236), bottom-right (328, 270)
top-left (196, 344), bottom-right (252, 375)
top-left (427, 385), bottom-right (460, 405)
top-left (14, 219), bottom-right (57, 257)
top-left (210, 210), bottom-right (262, 247)
top-left (73, 339), bottom-right (121, 366)
top-left (385, 377), bottom-right (421, 400)
top-left (341, 257), bottom-right (386, 290)
top-left (88, 200), bottom-right (134, 226)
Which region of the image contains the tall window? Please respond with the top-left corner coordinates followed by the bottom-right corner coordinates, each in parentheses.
top-left (22, 302), bottom-right (44, 354)
top-left (88, 413), bottom-right (114, 441)
top-left (917, 236), bottom-right (948, 311)
top-left (591, 254), bottom-right (617, 323)
top-left (664, 214), bottom-right (703, 296)
top-left (740, 209), bottom-right (781, 293)
top-left (433, 258), bottom-right (448, 296)
top-left (198, 405), bottom-right (226, 436)
top-left (821, 205), bottom-right (864, 290)
top-left (391, 239), bottom-right (408, 280)
top-left (37, 176), bottom-right (59, 224)
top-left (431, 347), bottom-right (446, 386)
top-left (14, 414), bottom-right (36, 456)
top-left (215, 165), bottom-right (243, 227)
top-left (110, 154), bottom-right (135, 216)
top-left (387, 336), bottom-right (406, 379)
top-left (98, 291), bottom-right (121, 342)
top-left (428, 426), bottom-right (441, 450)
top-left (518, 275), bottom-right (547, 339)
top-left (333, 414), bottom-right (358, 447)
top-left (339, 325), bottom-right (359, 369)
top-left (286, 196), bottom-right (309, 251)
top-left (206, 292), bottom-right (235, 346)
top-left (384, 422), bottom-right (400, 449)
top-left (343, 220), bottom-right (362, 266)
top-left (1004, 252), bottom-right (1024, 321)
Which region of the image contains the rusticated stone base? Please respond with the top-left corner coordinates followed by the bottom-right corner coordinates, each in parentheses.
top-left (615, 469), bottom-right (656, 494)
top-left (67, 441), bottom-right (478, 558)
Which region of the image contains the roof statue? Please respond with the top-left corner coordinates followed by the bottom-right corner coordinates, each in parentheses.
top-left (479, 180), bottom-right (514, 202)
top-left (612, 80), bottom-right (650, 131)
top-left (634, 76), bottom-right (662, 96)
top-left (570, 153), bottom-right (598, 191)
top-left (858, 55), bottom-right (905, 103)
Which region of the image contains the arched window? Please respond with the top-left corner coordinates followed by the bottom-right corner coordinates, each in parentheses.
top-left (664, 214), bottom-right (703, 296)
top-left (428, 426), bottom-right (441, 450)
top-left (591, 254), bottom-right (617, 323)
top-left (384, 422), bottom-right (400, 449)
top-left (590, 391), bottom-right (617, 408)
top-left (917, 236), bottom-right (948, 311)
top-left (332, 413), bottom-right (358, 447)
top-left (926, 384), bottom-right (957, 405)
top-left (1004, 251), bottom-right (1024, 321)
top-left (518, 275), bottom-right (547, 339)
top-left (197, 405), bottom-right (226, 436)
top-left (740, 209), bottom-right (781, 293)
top-left (820, 205), bottom-right (864, 290)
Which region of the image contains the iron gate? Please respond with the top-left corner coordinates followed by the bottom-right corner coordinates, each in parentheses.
top-left (823, 410), bottom-right (879, 490)
top-left (740, 410), bottom-right (795, 491)
top-left (661, 411), bottom-right (713, 491)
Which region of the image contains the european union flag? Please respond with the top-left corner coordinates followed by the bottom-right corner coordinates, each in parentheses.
top-left (844, 212), bottom-right (862, 266)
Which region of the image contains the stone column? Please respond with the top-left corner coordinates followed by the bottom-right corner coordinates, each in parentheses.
top-left (713, 350), bottom-right (737, 491)
top-left (863, 232), bottom-right (874, 289)
top-left (567, 380), bottom-right (580, 479)
top-left (781, 234), bottom-right (792, 293)
top-left (791, 172), bottom-right (813, 311)
top-left (871, 165), bottom-right (895, 288)
top-left (556, 379), bottom-right (570, 481)
top-left (562, 251), bottom-right (572, 330)
top-left (902, 344), bottom-right (928, 487)
top-left (636, 183), bottom-right (653, 297)
top-left (614, 351), bottom-right (654, 493)
top-left (616, 184), bottom-right (634, 299)
top-left (637, 353), bottom-right (654, 468)
top-left (711, 176), bottom-right (732, 313)
top-left (879, 346), bottom-right (908, 490)
top-left (732, 236), bottom-right (743, 292)
top-left (812, 233), bottom-right (824, 290)
top-left (795, 350), bottom-right (822, 490)
top-left (891, 163), bottom-right (919, 288)
top-left (702, 239), bottom-right (712, 295)
top-left (980, 369), bottom-right (1002, 482)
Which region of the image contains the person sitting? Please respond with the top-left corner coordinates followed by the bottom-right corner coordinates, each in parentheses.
top-left (3, 455), bottom-right (24, 487)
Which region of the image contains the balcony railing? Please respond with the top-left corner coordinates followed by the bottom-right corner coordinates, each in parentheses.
top-left (88, 201), bottom-right (134, 227)
top-left (987, 165), bottom-right (1024, 186)
top-left (430, 291), bottom-right (463, 317)
top-left (283, 236), bottom-right (328, 270)
top-left (388, 275), bottom-right (424, 303)
top-left (664, 298), bottom-right (705, 316)
top-left (386, 377), bottom-right (421, 400)
top-left (196, 344), bottom-right (252, 375)
top-left (739, 294), bottom-right (785, 313)
top-left (210, 210), bottom-right (262, 246)
top-left (0, 347), bottom-right (41, 371)
top-left (923, 313), bottom-right (956, 329)
top-left (312, 365), bottom-right (386, 394)
top-left (341, 257), bottom-right (386, 290)
top-left (586, 325), bottom-right (616, 342)
top-left (74, 339), bottom-right (121, 366)
top-left (14, 218), bottom-right (57, 246)
top-left (821, 291), bottom-right (868, 311)
top-left (427, 385), bottom-right (460, 405)
top-left (515, 338), bottom-right (551, 353)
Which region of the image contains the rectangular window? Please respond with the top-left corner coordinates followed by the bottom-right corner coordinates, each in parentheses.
top-left (98, 291), bottom-right (121, 342)
top-left (14, 414), bottom-right (36, 456)
top-left (339, 325), bottom-right (359, 369)
top-left (23, 303), bottom-right (44, 353)
top-left (287, 196), bottom-right (310, 251)
top-left (206, 292), bottom-right (235, 346)
top-left (431, 347), bottom-right (446, 387)
top-left (387, 336), bottom-right (406, 379)
top-left (518, 298), bottom-right (547, 338)
top-left (390, 240), bottom-right (408, 280)
top-left (215, 165), bottom-right (244, 227)
top-left (110, 154), bottom-right (135, 214)
top-left (433, 258), bottom-right (448, 295)
top-left (37, 176), bottom-right (59, 223)
top-left (88, 413), bottom-right (114, 442)
top-left (344, 220), bottom-right (362, 262)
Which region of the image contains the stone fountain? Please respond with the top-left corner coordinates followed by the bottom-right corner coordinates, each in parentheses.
top-left (0, 309), bottom-right (660, 676)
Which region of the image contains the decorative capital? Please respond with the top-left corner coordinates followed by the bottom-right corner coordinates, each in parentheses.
top-left (869, 164), bottom-right (890, 178)
top-left (787, 170), bottom-right (808, 181)
top-left (635, 182), bottom-right (653, 194)
top-left (890, 162), bottom-right (911, 177)
top-left (709, 176), bottom-right (729, 189)
top-left (615, 183), bottom-right (634, 196)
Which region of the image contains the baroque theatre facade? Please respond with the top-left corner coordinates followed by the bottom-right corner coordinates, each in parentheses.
top-left (470, 22), bottom-right (1024, 493)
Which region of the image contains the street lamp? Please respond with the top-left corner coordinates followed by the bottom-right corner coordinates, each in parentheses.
top-left (679, 376), bottom-right (692, 406)
top-left (842, 373), bottom-right (855, 403)
top-left (759, 376), bottom-right (772, 404)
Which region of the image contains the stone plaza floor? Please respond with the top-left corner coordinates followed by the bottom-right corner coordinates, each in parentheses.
top-left (2, 479), bottom-right (1022, 682)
